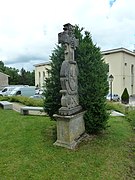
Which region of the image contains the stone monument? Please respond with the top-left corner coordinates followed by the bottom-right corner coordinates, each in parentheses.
top-left (58, 23), bottom-right (82, 115)
top-left (53, 23), bottom-right (85, 149)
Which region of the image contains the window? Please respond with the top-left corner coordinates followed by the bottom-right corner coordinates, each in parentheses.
top-left (16, 91), bottom-right (21, 95)
top-left (2, 88), bottom-right (7, 92)
top-left (43, 71), bottom-right (45, 80)
top-left (131, 64), bottom-right (134, 95)
top-left (39, 72), bottom-right (41, 87)
top-left (131, 64), bottom-right (134, 75)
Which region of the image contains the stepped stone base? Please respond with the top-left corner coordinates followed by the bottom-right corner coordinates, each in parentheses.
top-left (53, 111), bottom-right (86, 149)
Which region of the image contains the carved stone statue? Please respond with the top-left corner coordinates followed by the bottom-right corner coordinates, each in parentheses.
top-left (58, 23), bottom-right (82, 115)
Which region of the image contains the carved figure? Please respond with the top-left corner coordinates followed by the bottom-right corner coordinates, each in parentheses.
top-left (58, 23), bottom-right (81, 115)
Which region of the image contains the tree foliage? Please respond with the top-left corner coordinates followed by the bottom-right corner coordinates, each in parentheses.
top-left (44, 25), bottom-right (109, 134)
top-left (0, 61), bottom-right (35, 85)
top-left (44, 46), bottom-right (64, 117)
top-left (75, 29), bottom-right (109, 133)
top-left (121, 88), bottom-right (129, 104)
top-left (20, 68), bottom-right (35, 86)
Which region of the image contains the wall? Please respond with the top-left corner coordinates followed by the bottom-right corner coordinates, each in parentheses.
top-left (35, 63), bottom-right (51, 88)
top-left (103, 50), bottom-right (135, 96)
top-left (104, 52), bottom-right (123, 96)
top-left (122, 52), bottom-right (135, 95)
top-left (0, 72), bottom-right (9, 89)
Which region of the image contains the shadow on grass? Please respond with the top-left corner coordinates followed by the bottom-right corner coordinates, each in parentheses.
top-left (41, 123), bottom-right (57, 143)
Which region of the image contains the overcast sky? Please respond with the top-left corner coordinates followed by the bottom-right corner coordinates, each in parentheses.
top-left (0, 0), bottom-right (135, 71)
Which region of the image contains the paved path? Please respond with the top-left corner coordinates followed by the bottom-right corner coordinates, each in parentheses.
top-left (12, 102), bottom-right (25, 112)
top-left (12, 102), bottom-right (125, 117)
top-left (110, 110), bottom-right (125, 117)
top-left (11, 102), bottom-right (133, 117)
top-left (12, 102), bottom-right (47, 116)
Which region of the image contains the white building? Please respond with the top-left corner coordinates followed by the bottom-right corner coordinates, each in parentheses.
top-left (34, 47), bottom-right (135, 96)
top-left (0, 72), bottom-right (9, 89)
top-left (34, 62), bottom-right (51, 88)
top-left (102, 48), bottom-right (135, 96)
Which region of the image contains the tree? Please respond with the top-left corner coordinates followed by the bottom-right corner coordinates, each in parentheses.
top-left (0, 61), bottom-right (5, 72)
top-left (19, 68), bottom-right (35, 86)
top-left (5, 67), bottom-right (20, 84)
top-left (0, 61), bottom-right (35, 85)
top-left (121, 88), bottom-right (129, 104)
top-left (44, 25), bottom-right (109, 134)
top-left (75, 30), bottom-right (109, 133)
top-left (44, 46), bottom-right (64, 117)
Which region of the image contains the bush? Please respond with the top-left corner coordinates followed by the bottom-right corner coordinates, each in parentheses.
top-left (0, 96), bottom-right (44, 107)
top-left (121, 88), bottom-right (129, 104)
top-left (0, 96), bottom-right (9, 101)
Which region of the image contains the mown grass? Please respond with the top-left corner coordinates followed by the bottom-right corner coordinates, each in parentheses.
top-left (106, 101), bottom-right (126, 114)
top-left (0, 109), bottom-right (135, 179)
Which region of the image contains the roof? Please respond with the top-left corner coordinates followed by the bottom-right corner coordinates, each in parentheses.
top-left (102, 47), bottom-right (135, 57)
top-left (34, 61), bottom-right (51, 67)
top-left (0, 71), bottom-right (10, 77)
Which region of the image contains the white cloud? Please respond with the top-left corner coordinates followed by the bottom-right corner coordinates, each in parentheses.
top-left (0, 0), bottom-right (135, 70)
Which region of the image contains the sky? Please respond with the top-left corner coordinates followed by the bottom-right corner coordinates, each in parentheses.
top-left (0, 0), bottom-right (135, 71)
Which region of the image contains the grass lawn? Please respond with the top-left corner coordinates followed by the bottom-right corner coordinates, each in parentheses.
top-left (0, 109), bottom-right (135, 179)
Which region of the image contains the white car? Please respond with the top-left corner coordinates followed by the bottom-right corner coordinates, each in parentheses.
top-left (106, 94), bottom-right (120, 101)
top-left (0, 87), bottom-right (15, 96)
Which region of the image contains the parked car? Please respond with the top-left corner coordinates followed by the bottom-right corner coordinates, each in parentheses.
top-left (0, 86), bottom-right (16, 96)
top-left (106, 93), bottom-right (120, 101)
top-left (0, 85), bottom-right (30, 96)
top-left (9, 86), bottom-right (35, 97)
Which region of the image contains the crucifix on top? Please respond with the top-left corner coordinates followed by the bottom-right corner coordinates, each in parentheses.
top-left (58, 23), bottom-right (79, 61)
top-left (58, 23), bottom-right (82, 115)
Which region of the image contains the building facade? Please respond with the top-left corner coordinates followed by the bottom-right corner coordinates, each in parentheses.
top-left (102, 48), bottom-right (135, 96)
top-left (34, 62), bottom-right (51, 88)
top-left (34, 48), bottom-right (135, 96)
top-left (0, 72), bottom-right (9, 89)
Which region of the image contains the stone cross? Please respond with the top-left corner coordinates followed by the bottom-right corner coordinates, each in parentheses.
top-left (58, 23), bottom-right (82, 115)
top-left (53, 24), bottom-right (85, 150)
top-left (58, 23), bottom-right (79, 61)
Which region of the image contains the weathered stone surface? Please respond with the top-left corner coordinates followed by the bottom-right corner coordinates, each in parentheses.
top-left (58, 23), bottom-right (81, 115)
top-left (59, 105), bottom-right (82, 116)
top-left (0, 101), bottom-right (13, 110)
top-left (53, 23), bottom-right (86, 149)
top-left (53, 111), bottom-right (86, 149)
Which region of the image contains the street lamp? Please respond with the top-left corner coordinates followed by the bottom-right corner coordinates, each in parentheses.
top-left (109, 74), bottom-right (114, 101)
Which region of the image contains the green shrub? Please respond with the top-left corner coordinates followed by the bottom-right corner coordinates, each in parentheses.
top-left (0, 96), bottom-right (9, 101)
top-left (121, 88), bottom-right (129, 104)
top-left (0, 96), bottom-right (44, 107)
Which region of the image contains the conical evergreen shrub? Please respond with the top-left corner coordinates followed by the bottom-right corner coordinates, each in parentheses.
top-left (121, 88), bottom-right (129, 104)
top-left (44, 25), bottom-right (109, 134)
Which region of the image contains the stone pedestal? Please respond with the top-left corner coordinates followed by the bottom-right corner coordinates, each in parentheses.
top-left (53, 111), bottom-right (85, 149)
